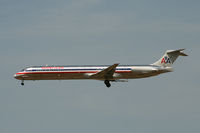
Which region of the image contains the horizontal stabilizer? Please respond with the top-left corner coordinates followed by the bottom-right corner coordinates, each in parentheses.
top-left (166, 49), bottom-right (188, 56)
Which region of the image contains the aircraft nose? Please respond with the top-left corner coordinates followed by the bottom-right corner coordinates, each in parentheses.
top-left (14, 74), bottom-right (18, 79)
top-left (14, 73), bottom-right (21, 79)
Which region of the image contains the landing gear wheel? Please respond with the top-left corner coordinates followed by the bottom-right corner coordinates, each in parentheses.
top-left (104, 80), bottom-right (111, 88)
top-left (21, 81), bottom-right (24, 86)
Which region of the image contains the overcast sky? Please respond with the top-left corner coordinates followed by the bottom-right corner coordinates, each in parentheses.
top-left (0, 0), bottom-right (200, 133)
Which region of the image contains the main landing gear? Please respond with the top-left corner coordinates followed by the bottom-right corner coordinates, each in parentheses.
top-left (104, 80), bottom-right (111, 88)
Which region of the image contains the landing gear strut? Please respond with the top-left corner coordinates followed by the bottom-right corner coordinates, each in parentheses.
top-left (21, 80), bottom-right (24, 86)
top-left (104, 80), bottom-right (111, 88)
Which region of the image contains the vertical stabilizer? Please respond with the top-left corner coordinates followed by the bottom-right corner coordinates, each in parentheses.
top-left (152, 49), bottom-right (188, 67)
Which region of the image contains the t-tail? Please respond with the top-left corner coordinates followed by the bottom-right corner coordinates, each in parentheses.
top-left (152, 49), bottom-right (188, 67)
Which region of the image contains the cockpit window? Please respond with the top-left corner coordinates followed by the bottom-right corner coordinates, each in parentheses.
top-left (20, 69), bottom-right (25, 72)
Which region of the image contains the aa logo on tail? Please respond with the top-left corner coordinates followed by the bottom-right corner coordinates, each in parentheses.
top-left (161, 56), bottom-right (171, 64)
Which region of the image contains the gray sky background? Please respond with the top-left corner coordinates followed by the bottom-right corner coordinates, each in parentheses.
top-left (0, 0), bottom-right (200, 133)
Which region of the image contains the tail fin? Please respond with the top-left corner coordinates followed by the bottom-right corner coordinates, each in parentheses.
top-left (152, 49), bottom-right (188, 67)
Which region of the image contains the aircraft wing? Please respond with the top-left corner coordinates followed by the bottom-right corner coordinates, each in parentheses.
top-left (90, 63), bottom-right (119, 79)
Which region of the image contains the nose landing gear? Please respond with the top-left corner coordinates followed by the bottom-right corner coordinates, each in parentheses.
top-left (104, 80), bottom-right (111, 88)
top-left (21, 80), bottom-right (24, 86)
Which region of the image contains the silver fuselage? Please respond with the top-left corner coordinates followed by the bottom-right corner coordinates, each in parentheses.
top-left (14, 65), bottom-right (173, 81)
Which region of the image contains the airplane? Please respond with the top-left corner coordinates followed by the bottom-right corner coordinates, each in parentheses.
top-left (14, 49), bottom-right (187, 87)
